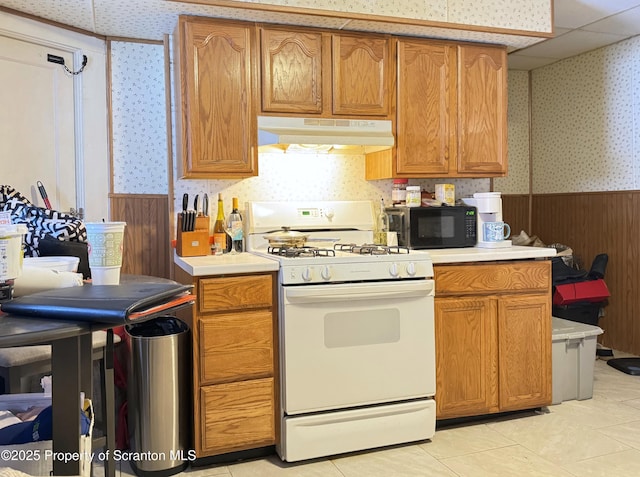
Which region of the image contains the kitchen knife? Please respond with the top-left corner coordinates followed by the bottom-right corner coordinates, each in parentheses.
top-left (203, 193), bottom-right (209, 217)
top-left (182, 193), bottom-right (188, 231)
top-left (194, 194), bottom-right (199, 216)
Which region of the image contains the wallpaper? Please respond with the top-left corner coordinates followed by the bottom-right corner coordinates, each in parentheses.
top-left (111, 41), bottom-right (168, 195)
top-left (530, 35), bottom-right (640, 194)
top-left (174, 155), bottom-right (490, 219)
top-left (110, 35), bottom-right (491, 219)
top-left (495, 70), bottom-right (530, 195)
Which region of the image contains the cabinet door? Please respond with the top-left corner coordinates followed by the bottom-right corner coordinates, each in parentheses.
top-left (199, 378), bottom-right (275, 455)
top-left (498, 294), bottom-right (552, 411)
top-left (396, 39), bottom-right (456, 176)
top-left (435, 296), bottom-right (499, 419)
top-left (179, 18), bottom-right (257, 177)
top-left (457, 44), bottom-right (507, 175)
top-left (332, 34), bottom-right (391, 116)
top-left (260, 28), bottom-right (323, 114)
top-left (199, 310), bottom-right (274, 385)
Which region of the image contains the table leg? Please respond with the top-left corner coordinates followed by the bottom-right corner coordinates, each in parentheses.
top-left (104, 329), bottom-right (116, 477)
top-left (51, 336), bottom-right (82, 475)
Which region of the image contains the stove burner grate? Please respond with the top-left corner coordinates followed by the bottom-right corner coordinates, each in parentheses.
top-left (268, 245), bottom-right (336, 258)
top-left (334, 243), bottom-right (410, 255)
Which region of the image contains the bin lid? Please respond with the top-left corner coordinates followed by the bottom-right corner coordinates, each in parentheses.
top-left (552, 316), bottom-right (603, 340)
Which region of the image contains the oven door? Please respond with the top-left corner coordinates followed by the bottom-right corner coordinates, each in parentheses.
top-left (281, 279), bottom-right (435, 415)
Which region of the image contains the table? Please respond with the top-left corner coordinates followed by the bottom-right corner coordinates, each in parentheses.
top-left (0, 314), bottom-right (116, 476)
top-left (0, 274), bottom-right (183, 475)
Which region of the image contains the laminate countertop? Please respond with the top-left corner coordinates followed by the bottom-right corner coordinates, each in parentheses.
top-left (426, 245), bottom-right (557, 264)
top-left (174, 251), bottom-right (279, 276)
top-left (175, 246), bottom-right (555, 276)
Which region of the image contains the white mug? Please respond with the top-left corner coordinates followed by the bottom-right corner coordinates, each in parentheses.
top-left (483, 221), bottom-right (511, 242)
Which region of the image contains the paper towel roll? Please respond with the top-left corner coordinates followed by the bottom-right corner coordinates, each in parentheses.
top-left (12, 267), bottom-right (84, 297)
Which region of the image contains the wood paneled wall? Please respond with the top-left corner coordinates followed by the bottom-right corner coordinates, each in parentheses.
top-left (501, 194), bottom-right (530, 240)
top-left (503, 192), bottom-right (640, 355)
top-left (109, 194), bottom-right (171, 279)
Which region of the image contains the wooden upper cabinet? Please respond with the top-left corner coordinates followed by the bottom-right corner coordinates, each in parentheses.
top-left (332, 34), bottom-right (392, 116)
top-left (259, 27), bottom-right (392, 118)
top-left (396, 39), bottom-right (456, 176)
top-left (175, 17), bottom-right (257, 178)
top-left (260, 28), bottom-right (324, 114)
top-left (366, 40), bottom-right (507, 180)
top-left (457, 44), bottom-right (507, 175)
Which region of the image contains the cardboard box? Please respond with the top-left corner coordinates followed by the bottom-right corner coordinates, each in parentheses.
top-left (435, 184), bottom-right (455, 205)
top-left (552, 317), bottom-right (603, 404)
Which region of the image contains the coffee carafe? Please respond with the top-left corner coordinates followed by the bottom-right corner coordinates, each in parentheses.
top-left (462, 192), bottom-right (512, 248)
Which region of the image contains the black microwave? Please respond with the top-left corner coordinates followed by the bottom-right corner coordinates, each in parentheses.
top-left (386, 205), bottom-right (477, 249)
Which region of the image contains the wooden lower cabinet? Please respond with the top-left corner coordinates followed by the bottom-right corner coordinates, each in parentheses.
top-left (174, 268), bottom-right (278, 457)
top-left (200, 378), bottom-right (275, 455)
top-left (434, 261), bottom-right (552, 420)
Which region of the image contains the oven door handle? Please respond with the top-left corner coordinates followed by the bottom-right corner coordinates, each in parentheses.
top-left (284, 281), bottom-right (434, 304)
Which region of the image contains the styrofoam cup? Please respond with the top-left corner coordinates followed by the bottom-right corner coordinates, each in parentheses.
top-left (85, 221), bottom-right (126, 285)
top-left (91, 266), bottom-right (122, 286)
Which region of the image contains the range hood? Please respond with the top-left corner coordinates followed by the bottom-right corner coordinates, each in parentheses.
top-left (257, 116), bottom-right (394, 154)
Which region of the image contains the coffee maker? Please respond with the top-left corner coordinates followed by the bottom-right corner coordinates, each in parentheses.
top-left (462, 192), bottom-right (512, 248)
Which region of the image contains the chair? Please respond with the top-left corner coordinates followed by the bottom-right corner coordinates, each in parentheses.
top-left (0, 331), bottom-right (120, 394)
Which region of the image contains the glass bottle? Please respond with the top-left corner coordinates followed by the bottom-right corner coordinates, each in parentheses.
top-left (212, 193), bottom-right (228, 254)
top-left (392, 179), bottom-right (408, 205)
top-left (226, 197), bottom-right (243, 254)
top-left (375, 197), bottom-right (389, 245)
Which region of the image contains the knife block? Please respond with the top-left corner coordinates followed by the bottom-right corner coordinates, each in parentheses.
top-left (176, 215), bottom-right (210, 257)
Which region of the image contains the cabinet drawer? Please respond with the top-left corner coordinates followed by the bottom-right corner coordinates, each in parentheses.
top-left (200, 378), bottom-right (275, 454)
top-left (199, 274), bottom-right (272, 313)
top-left (199, 310), bottom-right (274, 384)
top-left (435, 261), bottom-right (550, 296)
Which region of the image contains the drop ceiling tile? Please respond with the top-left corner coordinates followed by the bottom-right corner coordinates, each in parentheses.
top-left (0, 0), bottom-right (96, 32)
top-left (514, 29), bottom-right (628, 58)
top-left (554, 0), bottom-right (640, 29)
top-left (507, 54), bottom-right (558, 70)
top-left (582, 6), bottom-right (640, 36)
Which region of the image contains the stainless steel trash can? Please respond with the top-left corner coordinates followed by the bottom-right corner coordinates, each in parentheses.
top-left (127, 317), bottom-right (191, 477)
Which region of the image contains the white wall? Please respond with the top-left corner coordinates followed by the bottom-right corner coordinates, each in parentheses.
top-left (0, 11), bottom-right (109, 221)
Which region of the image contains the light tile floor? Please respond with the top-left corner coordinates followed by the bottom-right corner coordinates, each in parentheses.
top-left (101, 354), bottom-right (640, 477)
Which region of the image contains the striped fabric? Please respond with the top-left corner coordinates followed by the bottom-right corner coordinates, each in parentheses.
top-left (0, 185), bottom-right (87, 257)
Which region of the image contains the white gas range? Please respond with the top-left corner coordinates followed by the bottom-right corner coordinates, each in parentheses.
top-left (246, 201), bottom-right (436, 462)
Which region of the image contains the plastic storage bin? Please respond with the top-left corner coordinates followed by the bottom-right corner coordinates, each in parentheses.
top-left (552, 317), bottom-right (603, 404)
top-left (0, 393), bottom-right (93, 477)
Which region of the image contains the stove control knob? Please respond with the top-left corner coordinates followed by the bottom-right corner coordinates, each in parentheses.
top-left (389, 262), bottom-right (399, 278)
top-left (406, 262), bottom-right (417, 277)
top-left (302, 267), bottom-right (313, 282)
top-left (321, 265), bottom-right (331, 281)
top-left (325, 208), bottom-right (335, 220)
